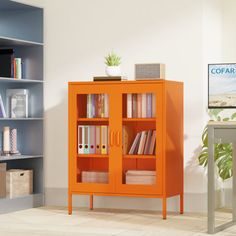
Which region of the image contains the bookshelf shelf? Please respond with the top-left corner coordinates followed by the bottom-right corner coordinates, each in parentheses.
top-left (123, 155), bottom-right (156, 159)
top-left (0, 1), bottom-right (44, 214)
top-left (0, 118), bottom-right (43, 121)
top-left (0, 77), bottom-right (43, 83)
top-left (77, 154), bottom-right (109, 158)
top-left (0, 36), bottom-right (43, 47)
top-left (0, 155), bottom-right (42, 161)
top-left (69, 80), bottom-right (183, 219)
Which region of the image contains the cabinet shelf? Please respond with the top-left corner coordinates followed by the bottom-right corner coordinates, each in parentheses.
top-left (78, 118), bottom-right (109, 122)
top-left (77, 154), bottom-right (109, 158)
top-left (123, 118), bottom-right (156, 122)
top-left (123, 155), bottom-right (156, 159)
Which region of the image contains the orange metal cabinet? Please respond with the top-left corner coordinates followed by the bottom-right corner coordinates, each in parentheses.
top-left (68, 80), bottom-right (184, 219)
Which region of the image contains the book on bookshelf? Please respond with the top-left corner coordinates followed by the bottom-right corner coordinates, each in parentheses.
top-left (127, 94), bottom-right (132, 118)
top-left (122, 126), bottom-right (134, 155)
top-left (78, 125), bottom-right (108, 154)
top-left (87, 94), bottom-right (109, 118)
top-left (0, 49), bottom-right (24, 79)
top-left (138, 131), bottom-right (147, 154)
top-left (128, 132), bottom-right (141, 155)
top-left (127, 93), bottom-right (156, 118)
top-left (128, 130), bottom-right (156, 155)
top-left (0, 49), bottom-right (14, 78)
top-left (148, 130), bottom-right (156, 155)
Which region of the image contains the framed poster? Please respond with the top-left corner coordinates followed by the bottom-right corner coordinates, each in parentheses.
top-left (208, 63), bottom-right (236, 108)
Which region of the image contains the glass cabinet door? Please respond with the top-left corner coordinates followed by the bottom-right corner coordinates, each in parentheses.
top-left (115, 84), bottom-right (163, 195)
top-left (69, 88), bottom-right (116, 193)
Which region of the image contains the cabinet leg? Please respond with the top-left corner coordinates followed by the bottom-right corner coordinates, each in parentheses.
top-left (90, 195), bottom-right (93, 210)
top-left (162, 197), bottom-right (167, 220)
top-left (180, 194), bottom-right (184, 214)
top-left (68, 193), bottom-right (72, 215)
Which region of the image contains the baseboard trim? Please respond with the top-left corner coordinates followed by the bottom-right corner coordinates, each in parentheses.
top-left (45, 188), bottom-right (207, 213)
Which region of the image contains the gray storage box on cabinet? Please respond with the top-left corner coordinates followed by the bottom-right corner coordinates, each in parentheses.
top-left (6, 169), bottom-right (33, 199)
top-left (0, 163), bottom-right (6, 198)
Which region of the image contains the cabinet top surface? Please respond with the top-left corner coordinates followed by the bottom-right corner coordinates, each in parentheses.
top-left (68, 80), bottom-right (183, 86)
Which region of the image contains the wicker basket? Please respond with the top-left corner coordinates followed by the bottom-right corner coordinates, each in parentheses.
top-left (6, 169), bottom-right (33, 198)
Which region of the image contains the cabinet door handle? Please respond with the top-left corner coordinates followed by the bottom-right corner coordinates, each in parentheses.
top-left (116, 131), bottom-right (121, 146)
top-left (109, 131), bottom-right (114, 147)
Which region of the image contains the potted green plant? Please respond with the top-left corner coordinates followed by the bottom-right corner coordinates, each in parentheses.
top-left (198, 109), bottom-right (236, 180)
top-left (105, 52), bottom-right (121, 77)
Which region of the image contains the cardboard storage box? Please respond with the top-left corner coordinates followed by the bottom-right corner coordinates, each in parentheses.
top-left (0, 163), bottom-right (6, 198)
top-left (6, 169), bottom-right (33, 198)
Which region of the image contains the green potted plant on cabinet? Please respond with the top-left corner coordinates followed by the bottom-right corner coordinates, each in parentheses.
top-left (105, 52), bottom-right (121, 77)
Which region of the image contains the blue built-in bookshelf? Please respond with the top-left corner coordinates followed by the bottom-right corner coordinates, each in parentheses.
top-left (0, 0), bottom-right (44, 213)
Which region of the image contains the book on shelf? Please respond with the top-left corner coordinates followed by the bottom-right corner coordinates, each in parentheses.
top-left (101, 125), bottom-right (108, 154)
top-left (78, 126), bottom-right (83, 154)
top-left (127, 93), bottom-right (156, 118)
top-left (0, 49), bottom-right (24, 79)
top-left (122, 126), bottom-right (134, 155)
top-left (90, 126), bottom-right (96, 154)
top-left (0, 49), bottom-right (14, 78)
top-left (87, 94), bottom-right (109, 118)
top-left (127, 94), bottom-right (132, 118)
top-left (132, 94), bottom-right (137, 118)
top-left (128, 132), bottom-right (141, 155)
top-left (148, 130), bottom-right (156, 155)
top-left (128, 130), bottom-right (156, 155)
top-left (78, 125), bottom-right (108, 155)
top-left (84, 126), bottom-right (90, 154)
top-left (0, 94), bottom-right (6, 118)
top-left (137, 131), bottom-right (147, 154)
top-left (95, 126), bottom-right (101, 154)
top-left (144, 130), bottom-right (152, 155)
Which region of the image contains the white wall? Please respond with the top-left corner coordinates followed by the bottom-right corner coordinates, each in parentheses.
top-left (16, 0), bottom-right (232, 212)
top-left (222, 0), bottom-right (236, 62)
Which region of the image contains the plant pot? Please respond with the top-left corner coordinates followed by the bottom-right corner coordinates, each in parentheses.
top-left (105, 66), bottom-right (121, 77)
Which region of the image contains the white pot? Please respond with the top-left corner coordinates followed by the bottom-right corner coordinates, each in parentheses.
top-left (105, 66), bottom-right (121, 77)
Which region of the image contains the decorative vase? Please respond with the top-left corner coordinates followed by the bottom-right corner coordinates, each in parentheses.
top-left (105, 66), bottom-right (121, 77)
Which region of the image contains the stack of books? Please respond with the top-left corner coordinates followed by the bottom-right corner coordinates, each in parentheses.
top-left (127, 93), bottom-right (156, 118)
top-left (81, 171), bottom-right (108, 183)
top-left (126, 170), bottom-right (156, 185)
top-left (87, 94), bottom-right (109, 118)
top-left (0, 49), bottom-right (24, 79)
top-left (78, 125), bottom-right (108, 154)
top-left (128, 130), bottom-right (156, 155)
top-left (93, 76), bottom-right (124, 81)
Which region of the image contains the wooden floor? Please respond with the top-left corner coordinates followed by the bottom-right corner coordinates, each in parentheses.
top-left (0, 207), bottom-right (235, 236)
